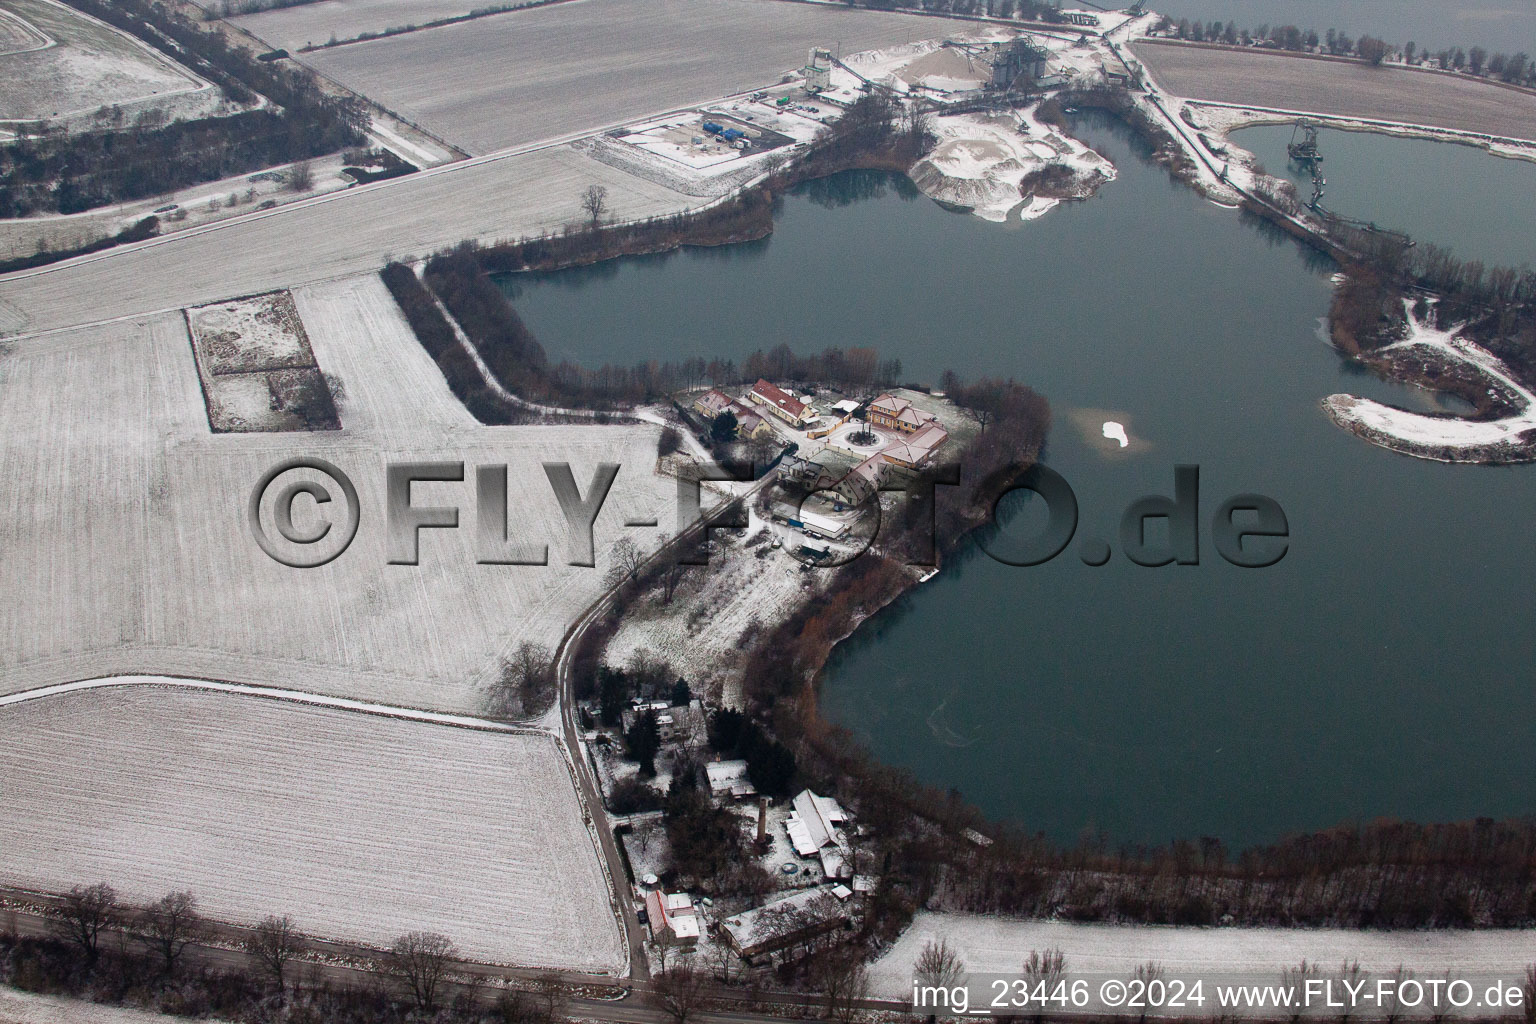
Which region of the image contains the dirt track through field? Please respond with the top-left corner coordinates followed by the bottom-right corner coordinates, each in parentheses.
top-left (1134, 41), bottom-right (1536, 141)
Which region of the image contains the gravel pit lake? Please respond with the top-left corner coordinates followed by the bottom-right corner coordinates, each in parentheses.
top-left (504, 116), bottom-right (1536, 847)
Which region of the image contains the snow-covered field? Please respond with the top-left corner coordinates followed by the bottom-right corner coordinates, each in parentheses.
top-left (230, 0), bottom-right (502, 52)
top-left (1132, 39), bottom-right (1536, 144)
top-left (872, 912), bottom-right (1536, 1001)
top-left (297, 0), bottom-right (937, 154)
top-left (1323, 306), bottom-right (1536, 461)
top-left (0, 146), bottom-right (700, 337)
top-left (0, 0), bottom-right (218, 127)
top-left (0, 273), bottom-right (678, 713)
top-left (190, 291), bottom-right (316, 373)
top-left (0, 987), bottom-right (216, 1024)
top-left (0, 683), bottom-right (625, 970)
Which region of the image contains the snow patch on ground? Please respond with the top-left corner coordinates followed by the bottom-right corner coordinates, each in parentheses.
top-left (871, 911), bottom-right (1536, 1002)
top-left (0, 987), bottom-right (220, 1024)
top-left (602, 508), bottom-right (827, 708)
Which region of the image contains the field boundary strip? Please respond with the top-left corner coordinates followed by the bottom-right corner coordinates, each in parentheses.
top-left (0, 674), bottom-right (550, 735)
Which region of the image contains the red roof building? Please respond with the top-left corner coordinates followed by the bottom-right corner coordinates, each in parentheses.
top-left (748, 379), bottom-right (814, 426)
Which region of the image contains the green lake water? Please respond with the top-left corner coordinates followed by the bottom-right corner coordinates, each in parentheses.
top-left (502, 117), bottom-right (1536, 848)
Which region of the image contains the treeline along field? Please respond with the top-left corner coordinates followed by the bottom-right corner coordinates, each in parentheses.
top-left (0, 0), bottom-right (367, 216)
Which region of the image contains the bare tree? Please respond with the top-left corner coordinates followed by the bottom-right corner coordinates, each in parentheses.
top-left (605, 536), bottom-right (643, 588)
top-left (1132, 962), bottom-right (1166, 1024)
top-left (581, 184), bottom-right (609, 228)
top-left (817, 947), bottom-right (870, 1022)
top-left (1022, 948), bottom-right (1067, 1022)
top-left (1022, 947), bottom-right (1066, 989)
top-left (1521, 964), bottom-right (1535, 1024)
top-left (385, 931), bottom-right (457, 1014)
top-left (494, 986), bottom-right (539, 1024)
top-left (914, 936), bottom-right (965, 992)
top-left (708, 939), bottom-right (739, 986)
top-left (659, 559), bottom-right (692, 605)
top-left (488, 640), bottom-right (554, 718)
top-left (652, 961), bottom-right (709, 1023)
top-left (1382, 965), bottom-right (1413, 1024)
top-left (248, 914), bottom-right (302, 995)
top-left (532, 972), bottom-right (566, 1022)
top-left (139, 890), bottom-right (201, 976)
top-left (1280, 960), bottom-right (1323, 1023)
top-left (288, 159), bottom-right (315, 192)
top-left (55, 883), bottom-right (118, 963)
top-left (1334, 960), bottom-right (1367, 1024)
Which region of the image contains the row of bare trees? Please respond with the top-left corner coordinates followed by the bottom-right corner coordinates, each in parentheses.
top-left (57, 884), bottom-right (203, 977)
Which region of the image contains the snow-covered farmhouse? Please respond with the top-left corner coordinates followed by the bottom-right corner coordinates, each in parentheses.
top-left (786, 788), bottom-right (855, 880)
top-left (720, 887), bottom-right (848, 964)
top-left (731, 404), bottom-right (774, 440)
top-left (645, 890), bottom-right (701, 947)
top-left (748, 379), bottom-right (817, 427)
top-left (868, 392), bottom-right (938, 434)
top-left (706, 759), bottom-right (756, 800)
top-left (693, 388), bottom-right (735, 419)
top-left (694, 387), bottom-right (774, 439)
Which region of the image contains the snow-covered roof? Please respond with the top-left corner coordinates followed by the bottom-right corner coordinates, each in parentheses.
top-left (835, 453), bottom-right (884, 504)
top-left (785, 817), bottom-right (819, 857)
top-left (832, 399), bottom-right (860, 414)
top-left (820, 847), bottom-right (851, 880)
top-left (706, 759), bottom-right (755, 798)
top-left (831, 884), bottom-right (853, 901)
top-left (695, 389), bottom-right (734, 417)
top-left (665, 892), bottom-right (695, 914)
top-left (869, 392), bottom-right (937, 430)
top-left (790, 789), bottom-right (848, 851)
top-left (722, 886), bottom-right (844, 954)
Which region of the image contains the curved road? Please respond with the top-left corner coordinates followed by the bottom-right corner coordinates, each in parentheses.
top-left (552, 466), bottom-right (777, 985)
